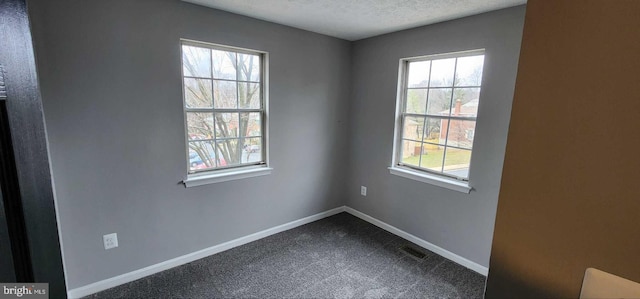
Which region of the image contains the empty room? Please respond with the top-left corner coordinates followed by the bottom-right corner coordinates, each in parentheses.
top-left (1, 0), bottom-right (639, 298)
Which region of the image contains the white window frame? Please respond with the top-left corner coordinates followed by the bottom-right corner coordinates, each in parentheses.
top-left (389, 49), bottom-right (485, 193)
top-left (180, 39), bottom-right (271, 187)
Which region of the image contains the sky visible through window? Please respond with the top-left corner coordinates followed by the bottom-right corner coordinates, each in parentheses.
top-left (182, 43), bottom-right (265, 173)
top-left (399, 54), bottom-right (484, 180)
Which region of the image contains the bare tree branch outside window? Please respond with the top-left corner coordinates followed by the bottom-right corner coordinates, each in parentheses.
top-left (181, 42), bottom-right (264, 173)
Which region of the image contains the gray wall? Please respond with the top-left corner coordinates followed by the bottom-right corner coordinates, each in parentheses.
top-left (347, 6), bottom-right (525, 268)
top-left (29, 0), bottom-right (526, 291)
top-left (28, 0), bottom-right (350, 289)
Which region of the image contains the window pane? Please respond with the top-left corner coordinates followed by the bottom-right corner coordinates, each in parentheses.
top-left (427, 88), bottom-right (453, 116)
top-left (402, 116), bottom-right (425, 141)
top-left (188, 141), bottom-right (216, 171)
top-left (238, 53), bottom-right (260, 82)
top-left (182, 42), bottom-right (266, 172)
top-left (420, 144), bottom-right (444, 172)
top-left (406, 89), bottom-right (427, 114)
top-left (216, 139), bottom-right (241, 166)
top-left (443, 147), bottom-right (471, 178)
top-left (455, 55), bottom-right (484, 87)
top-left (241, 137), bottom-right (262, 163)
top-left (215, 113), bottom-right (239, 138)
top-left (212, 50), bottom-right (237, 80)
top-left (400, 140), bottom-right (422, 167)
top-left (213, 80), bottom-right (238, 109)
top-left (424, 117), bottom-right (446, 145)
top-left (238, 82), bottom-right (260, 109)
top-left (184, 78), bottom-right (212, 108)
top-left (429, 58), bottom-right (456, 87)
top-left (407, 61), bottom-right (430, 88)
top-left (451, 88), bottom-right (480, 118)
top-left (182, 45), bottom-right (211, 78)
top-left (447, 120), bottom-right (476, 149)
top-left (239, 112), bottom-right (261, 137)
top-left (186, 112), bottom-right (214, 140)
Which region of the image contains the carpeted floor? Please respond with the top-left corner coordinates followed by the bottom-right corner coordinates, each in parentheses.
top-left (86, 212), bottom-right (486, 298)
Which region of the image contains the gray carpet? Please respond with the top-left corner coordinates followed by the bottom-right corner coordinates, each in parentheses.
top-left (85, 212), bottom-right (485, 298)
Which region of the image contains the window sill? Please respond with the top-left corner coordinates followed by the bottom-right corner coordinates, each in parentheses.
top-left (183, 166), bottom-right (272, 187)
top-left (388, 166), bottom-right (472, 193)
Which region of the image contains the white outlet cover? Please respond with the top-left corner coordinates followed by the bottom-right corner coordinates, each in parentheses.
top-left (103, 233), bottom-right (118, 250)
top-left (361, 186), bottom-right (367, 196)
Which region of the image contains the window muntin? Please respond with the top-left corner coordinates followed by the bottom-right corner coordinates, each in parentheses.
top-left (396, 50), bottom-right (485, 181)
top-left (181, 41), bottom-right (266, 174)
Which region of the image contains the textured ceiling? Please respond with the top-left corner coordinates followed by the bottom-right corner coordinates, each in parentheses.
top-left (183, 0), bottom-right (526, 41)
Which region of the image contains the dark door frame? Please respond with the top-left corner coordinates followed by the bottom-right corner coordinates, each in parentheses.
top-left (0, 0), bottom-right (67, 297)
top-left (0, 70), bottom-right (34, 281)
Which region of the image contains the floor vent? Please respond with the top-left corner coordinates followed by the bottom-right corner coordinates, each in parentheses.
top-left (400, 245), bottom-right (426, 260)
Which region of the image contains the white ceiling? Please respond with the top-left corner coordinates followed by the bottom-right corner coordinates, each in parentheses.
top-left (183, 0), bottom-right (526, 41)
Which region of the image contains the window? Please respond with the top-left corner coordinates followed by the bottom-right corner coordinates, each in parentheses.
top-left (391, 50), bottom-right (484, 190)
top-left (181, 40), bottom-right (268, 182)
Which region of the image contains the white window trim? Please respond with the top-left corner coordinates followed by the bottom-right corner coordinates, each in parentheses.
top-left (390, 49), bottom-right (484, 193)
top-left (388, 166), bottom-right (471, 193)
top-left (183, 165), bottom-right (273, 187)
top-left (180, 39), bottom-right (271, 187)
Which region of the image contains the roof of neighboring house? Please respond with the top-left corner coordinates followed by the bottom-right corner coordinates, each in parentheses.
top-left (403, 99), bottom-right (479, 126)
top-left (439, 99), bottom-right (479, 116)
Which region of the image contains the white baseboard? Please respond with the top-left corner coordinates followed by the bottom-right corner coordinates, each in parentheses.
top-left (68, 205), bottom-right (487, 298)
top-left (67, 206), bottom-right (346, 299)
top-left (343, 206), bottom-right (488, 276)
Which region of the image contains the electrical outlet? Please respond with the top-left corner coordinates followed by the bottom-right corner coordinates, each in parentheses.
top-left (360, 186), bottom-right (367, 196)
top-left (103, 233), bottom-right (118, 250)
